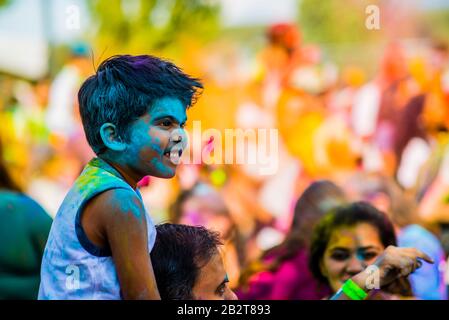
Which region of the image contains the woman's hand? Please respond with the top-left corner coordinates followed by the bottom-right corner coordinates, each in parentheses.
top-left (352, 246), bottom-right (434, 291)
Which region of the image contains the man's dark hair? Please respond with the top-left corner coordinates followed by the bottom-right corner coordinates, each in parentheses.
top-left (151, 223), bottom-right (222, 300)
top-left (78, 55), bottom-right (203, 154)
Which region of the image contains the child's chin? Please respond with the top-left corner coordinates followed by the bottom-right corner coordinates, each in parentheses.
top-left (154, 168), bottom-right (176, 179)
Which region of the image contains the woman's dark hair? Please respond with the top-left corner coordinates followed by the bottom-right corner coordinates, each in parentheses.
top-left (151, 223), bottom-right (222, 300)
top-left (309, 201), bottom-right (412, 296)
top-left (169, 185), bottom-right (199, 223)
top-left (239, 180), bottom-right (346, 285)
top-left (78, 54), bottom-right (203, 154)
top-left (286, 180), bottom-right (347, 250)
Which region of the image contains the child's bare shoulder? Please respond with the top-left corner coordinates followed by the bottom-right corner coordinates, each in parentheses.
top-left (80, 188), bottom-right (149, 259)
top-left (82, 188), bottom-right (146, 237)
top-left (88, 188), bottom-right (145, 217)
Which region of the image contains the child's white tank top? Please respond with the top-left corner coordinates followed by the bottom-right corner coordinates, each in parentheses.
top-left (38, 158), bottom-right (156, 299)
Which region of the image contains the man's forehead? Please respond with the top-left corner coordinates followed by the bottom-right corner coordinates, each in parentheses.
top-left (197, 252), bottom-right (226, 284)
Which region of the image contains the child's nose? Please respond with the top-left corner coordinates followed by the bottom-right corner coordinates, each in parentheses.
top-left (170, 130), bottom-right (184, 142)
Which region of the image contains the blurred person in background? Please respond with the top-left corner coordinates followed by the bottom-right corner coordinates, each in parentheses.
top-left (0, 141), bottom-right (52, 299)
top-left (309, 202), bottom-right (414, 300)
top-left (412, 117), bottom-right (449, 297)
top-left (417, 136), bottom-right (449, 297)
top-left (351, 42), bottom-right (422, 177)
top-left (150, 223), bottom-right (237, 300)
top-left (347, 174), bottom-right (447, 299)
top-left (396, 41), bottom-right (449, 191)
top-left (413, 43), bottom-right (449, 285)
top-left (0, 76), bottom-right (50, 188)
top-left (170, 182), bottom-right (243, 288)
top-left (237, 180), bottom-right (346, 299)
top-left (267, 24), bottom-right (341, 179)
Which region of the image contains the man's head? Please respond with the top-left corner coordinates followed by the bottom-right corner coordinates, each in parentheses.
top-left (151, 223), bottom-right (237, 300)
top-left (78, 55), bottom-right (202, 179)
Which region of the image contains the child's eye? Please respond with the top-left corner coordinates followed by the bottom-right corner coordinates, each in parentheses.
top-left (161, 120), bottom-right (172, 127)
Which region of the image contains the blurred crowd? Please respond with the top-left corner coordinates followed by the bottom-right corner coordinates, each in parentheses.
top-left (1, 22), bottom-right (449, 299)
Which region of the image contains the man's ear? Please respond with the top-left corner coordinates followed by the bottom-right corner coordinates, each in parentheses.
top-left (99, 123), bottom-right (127, 152)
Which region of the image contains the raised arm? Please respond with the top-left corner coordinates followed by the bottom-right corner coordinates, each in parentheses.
top-left (331, 246), bottom-right (433, 300)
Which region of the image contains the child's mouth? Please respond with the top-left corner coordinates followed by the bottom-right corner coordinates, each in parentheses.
top-left (163, 148), bottom-right (183, 164)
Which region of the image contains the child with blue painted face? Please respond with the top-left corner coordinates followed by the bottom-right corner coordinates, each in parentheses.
top-left (38, 55), bottom-right (202, 299)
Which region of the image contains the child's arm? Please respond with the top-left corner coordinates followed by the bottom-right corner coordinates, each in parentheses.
top-left (82, 188), bottom-right (161, 299)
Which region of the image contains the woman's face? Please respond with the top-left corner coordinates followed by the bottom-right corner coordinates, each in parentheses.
top-left (320, 223), bottom-right (385, 293)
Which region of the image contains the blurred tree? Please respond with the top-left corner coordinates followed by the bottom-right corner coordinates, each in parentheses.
top-left (298, 0), bottom-right (381, 44)
top-left (421, 9), bottom-right (449, 41)
top-left (87, 0), bottom-right (220, 56)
